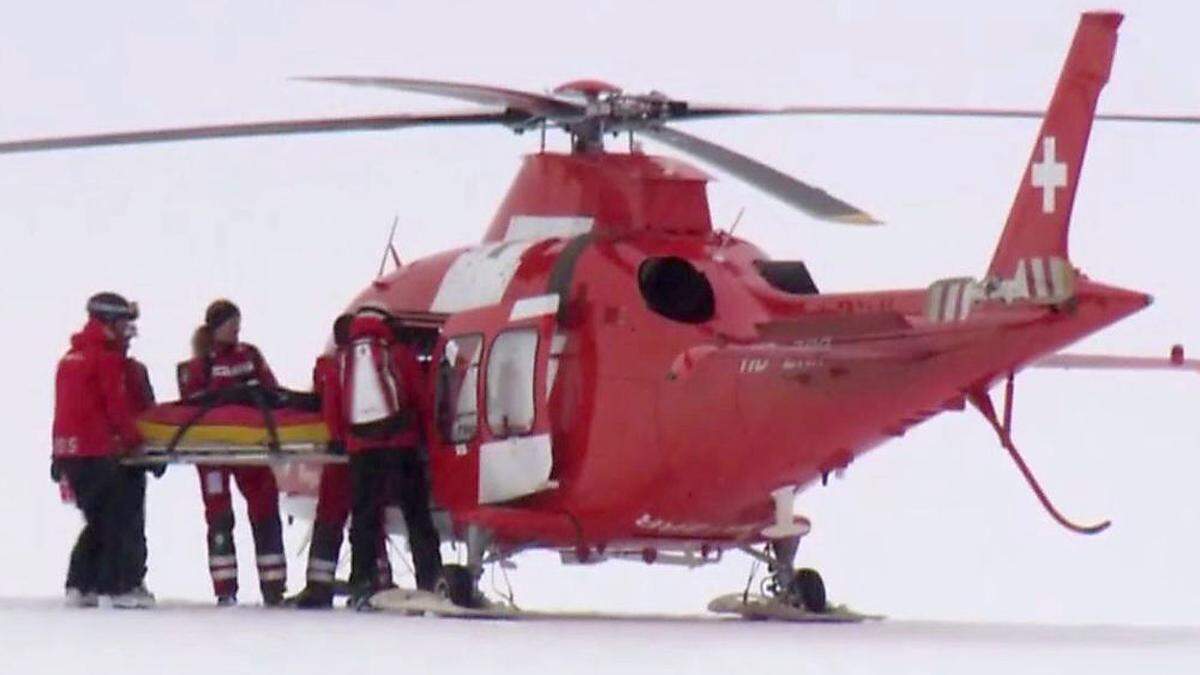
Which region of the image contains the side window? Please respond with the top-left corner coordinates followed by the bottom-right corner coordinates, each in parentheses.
top-left (486, 328), bottom-right (539, 437)
top-left (436, 334), bottom-right (483, 443)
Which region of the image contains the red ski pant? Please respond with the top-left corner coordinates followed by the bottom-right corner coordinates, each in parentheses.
top-left (197, 465), bottom-right (286, 599)
top-left (306, 463), bottom-right (392, 590)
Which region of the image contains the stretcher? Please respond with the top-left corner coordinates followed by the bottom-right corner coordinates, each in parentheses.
top-left (124, 396), bottom-right (346, 467)
top-left (124, 443), bottom-right (345, 467)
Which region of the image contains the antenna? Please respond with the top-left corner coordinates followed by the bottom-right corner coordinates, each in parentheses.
top-left (714, 207), bottom-right (746, 262)
top-left (728, 207), bottom-right (746, 238)
top-left (376, 215), bottom-right (402, 279)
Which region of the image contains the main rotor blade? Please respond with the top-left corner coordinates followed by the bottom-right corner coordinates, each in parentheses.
top-left (0, 111), bottom-right (519, 155)
top-left (639, 124), bottom-right (880, 225)
top-left (298, 76), bottom-right (585, 120)
top-left (680, 104), bottom-right (1200, 124)
top-left (781, 106), bottom-right (1200, 124)
top-left (667, 104), bottom-right (785, 122)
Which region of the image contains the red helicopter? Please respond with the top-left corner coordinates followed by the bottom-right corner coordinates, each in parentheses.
top-left (6, 11), bottom-right (1200, 616)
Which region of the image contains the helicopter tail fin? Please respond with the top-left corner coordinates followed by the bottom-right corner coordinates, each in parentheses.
top-left (987, 11), bottom-right (1122, 279)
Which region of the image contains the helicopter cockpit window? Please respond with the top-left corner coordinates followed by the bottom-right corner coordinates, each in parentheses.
top-left (486, 328), bottom-right (538, 437)
top-left (638, 256), bottom-right (715, 324)
top-left (436, 334), bottom-right (483, 443)
top-left (754, 260), bottom-right (820, 295)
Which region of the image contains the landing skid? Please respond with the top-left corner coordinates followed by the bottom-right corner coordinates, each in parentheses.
top-left (370, 588), bottom-right (881, 623)
top-left (371, 588), bottom-right (518, 619)
top-left (371, 588), bottom-right (702, 622)
top-left (708, 593), bottom-right (882, 623)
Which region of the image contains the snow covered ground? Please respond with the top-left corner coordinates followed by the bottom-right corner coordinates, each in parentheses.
top-left (2, 598), bottom-right (1196, 675)
top-left (3, 2), bottom-right (1200, 673)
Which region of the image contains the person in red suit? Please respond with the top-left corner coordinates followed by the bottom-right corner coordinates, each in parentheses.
top-left (178, 299), bottom-right (286, 606)
top-left (323, 307), bottom-right (442, 608)
top-left (52, 292), bottom-right (150, 608)
top-left (290, 315), bottom-right (394, 609)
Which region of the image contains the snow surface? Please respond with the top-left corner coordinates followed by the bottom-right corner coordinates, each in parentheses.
top-left (2, 598), bottom-right (1197, 675)
top-left (3, 2), bottom-right (1200, 673)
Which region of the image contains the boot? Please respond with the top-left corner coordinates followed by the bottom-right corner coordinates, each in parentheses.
top-left (347, 581), bottom-right (376, 611)
top-left (109, 590), bottom-right (154, 609)
top-left (128, 583), bottom-right (156, 608)
top-left (262, 587), bottom-right (285, 608)
top-left (287, 584), bottom-right (334, 609)
top-left (64, 587), bottom-right (98, 608)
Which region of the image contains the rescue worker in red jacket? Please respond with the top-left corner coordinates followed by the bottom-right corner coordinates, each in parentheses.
top-left (290, 315), bottom-right (395, 609)
top-left (52, 292), bottom-right (149, 608)
top-left (325, 307), bottom-right (442, 607)
top-left (179, 299), bottom-right (287, 606)
top-left (64, 321), bottom-right (161, 607)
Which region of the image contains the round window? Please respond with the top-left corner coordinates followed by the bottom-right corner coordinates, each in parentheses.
top-left (637, 256), bottom-right (715, 324)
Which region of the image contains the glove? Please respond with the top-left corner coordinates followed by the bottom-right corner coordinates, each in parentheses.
top-left (327, 440), bottom-right (346, 456)
top-left (49, 458), bottom-right (62, 483)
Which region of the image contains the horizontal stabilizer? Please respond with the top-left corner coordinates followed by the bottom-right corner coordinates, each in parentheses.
top-left (1032, 345), bottom-right (1200, 374)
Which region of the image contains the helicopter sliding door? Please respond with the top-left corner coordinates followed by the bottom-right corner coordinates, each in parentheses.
top-left (430, 294), bottom-right (558, 510)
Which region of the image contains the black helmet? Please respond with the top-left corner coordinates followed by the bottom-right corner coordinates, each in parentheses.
top-left (86, 292), bottom-right (138, 323)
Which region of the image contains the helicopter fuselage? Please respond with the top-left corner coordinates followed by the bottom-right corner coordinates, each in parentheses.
top-left (338, 150), bottom-right (1146, 559)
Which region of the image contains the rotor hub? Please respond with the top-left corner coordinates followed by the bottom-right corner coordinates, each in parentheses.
top-left (552, 79), bottom-right (623, 99)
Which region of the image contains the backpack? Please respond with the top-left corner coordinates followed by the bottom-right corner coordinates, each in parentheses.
top-left (342, 336), bottom-right (413, 439)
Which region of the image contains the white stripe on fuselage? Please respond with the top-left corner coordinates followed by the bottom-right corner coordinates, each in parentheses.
top-left (509, 293), bottom-right (560, 321)
top-left (430, 238), bottom-right (550, 313)
top-left (506, 216), bottom-right (592, 242)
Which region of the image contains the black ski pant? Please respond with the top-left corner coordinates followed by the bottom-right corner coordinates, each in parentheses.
top-left (61, 457), bottom-right (143, 595)
top-left (349, 449), bottom-right (442, 592)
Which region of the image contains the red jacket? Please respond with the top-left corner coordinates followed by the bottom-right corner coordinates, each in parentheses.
top-left (179, 342), bottom-right (277, 400)
top-left (325, 316), bottom-right (428, 453)
top-left (52, 319), bottom-right (144, 458)
top-left (125, 357), bottom-right (155, 414)
top-left (313, 353), bottom-right (345, 442)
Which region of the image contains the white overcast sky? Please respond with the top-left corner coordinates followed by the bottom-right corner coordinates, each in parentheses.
top-left (1, 1), bottom-right (1198, 628)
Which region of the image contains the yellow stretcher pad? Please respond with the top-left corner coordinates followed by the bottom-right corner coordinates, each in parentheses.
top-left (137, 420), bottom-right (330, 447)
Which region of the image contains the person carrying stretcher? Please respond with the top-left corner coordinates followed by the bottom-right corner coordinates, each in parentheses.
top-left (326, 306), bottom-right (442, 609)
top-left (52, 293), bottom-right (150, 608)
top-left (65, 309), bottom-right (160, 607)
top-left (178, 299), bottom-right (287, 606)
top-left (288, 315), bottom-right (395, 609)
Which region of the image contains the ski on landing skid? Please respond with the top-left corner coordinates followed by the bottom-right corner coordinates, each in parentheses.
top-left (370, 588), bottom-right (882, 623)
top-left (369, 588), bottom-right (519, 619)
top-left (707, 593), bottom-right (883, 623)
